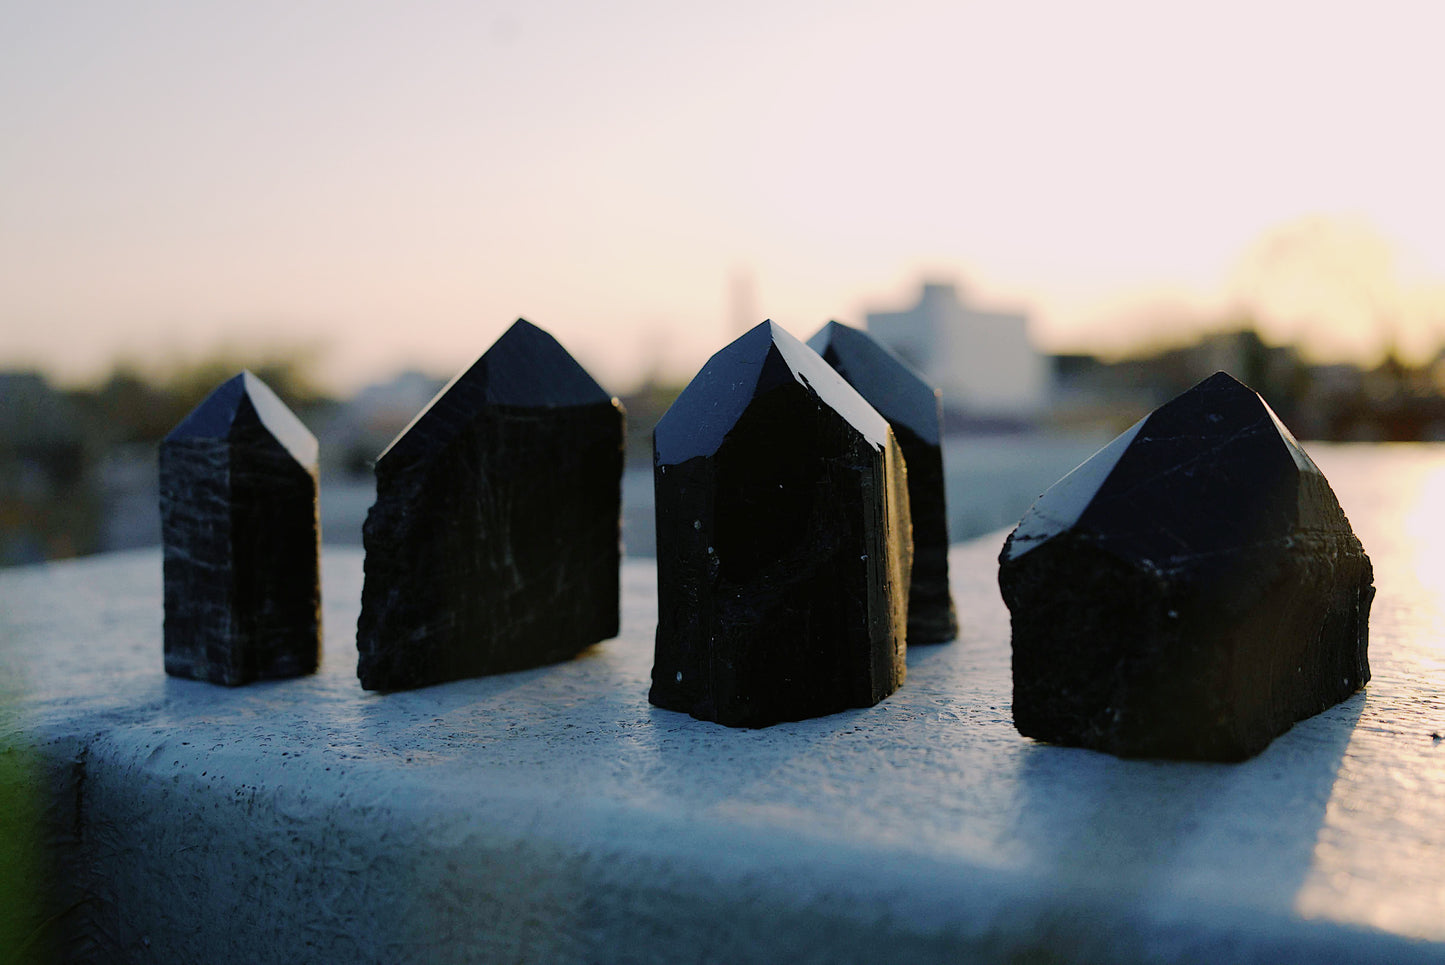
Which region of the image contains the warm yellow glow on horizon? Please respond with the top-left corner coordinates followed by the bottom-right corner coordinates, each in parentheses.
top-left (6, 1), bottom-right (1445, 394)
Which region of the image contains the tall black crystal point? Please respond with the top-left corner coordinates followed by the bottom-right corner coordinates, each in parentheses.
top-left (650, 320), bottom-right (912, 727)
top-left (160, 371), bottom-right (321, 685)
top-left (807, 320), bottom-right (957, 643)
top-left (357, 318), bottom-right (624, 691)
top-left (999, 372), bottom-right (1374, 761)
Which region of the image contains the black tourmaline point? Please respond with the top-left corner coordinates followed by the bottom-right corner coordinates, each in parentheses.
top-left (160, 371), bottom-right (321, 685)
top-left (357, 318), bottom-right (624, 691)
top-left (999, 371), bottom-right (1374, 761)
top-left (808, 320), bottom-right (957, 643)
top-left (650, 320), bottom-right (912, 728)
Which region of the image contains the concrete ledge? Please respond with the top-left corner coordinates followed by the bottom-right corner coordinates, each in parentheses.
top-left (4, 447), bottom-right (1445, 963)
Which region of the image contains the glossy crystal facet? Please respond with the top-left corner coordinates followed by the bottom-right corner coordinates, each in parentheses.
top-left (650, 320), bottom-right (912, 727)
top-left (808, 320), bottom-right (957, 643)
top-left (999, 372), bottom-right (1374, 761)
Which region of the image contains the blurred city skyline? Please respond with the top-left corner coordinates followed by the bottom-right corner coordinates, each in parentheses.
top-left (6, 1), bottom-right (1445, 394)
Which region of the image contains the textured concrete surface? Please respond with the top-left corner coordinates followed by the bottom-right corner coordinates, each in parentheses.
top-left (3, 445), bottom-right (1445, 963)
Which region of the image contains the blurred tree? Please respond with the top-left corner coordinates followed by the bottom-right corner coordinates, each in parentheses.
top-left (79, 344), bottom-right (331, 446)
top-left (617, 379), bottom-right (685, 465)
top-left (1, 342), bottom-right (334, 566)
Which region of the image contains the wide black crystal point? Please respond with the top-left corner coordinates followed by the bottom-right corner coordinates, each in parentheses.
top-left (160, 371), bottom-right (321, 685)
top-left (999, 371), bottom-right (1374, 761)
top-left (807, 320), bottom-right (957, 643)
top-left (650, 320), bottom-right (912, 727)
top-left (357, 318), bottom-right (624, 691)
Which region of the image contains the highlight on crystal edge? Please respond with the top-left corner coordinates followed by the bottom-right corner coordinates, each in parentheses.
top-left (650, 320), bottom-right (912, 727)
top-left (160, 370), bottom-right (321, 685)
top-left (808, 319), bottom-right (957, 643)
top-left (999, 371), bottom-right (1374, 761)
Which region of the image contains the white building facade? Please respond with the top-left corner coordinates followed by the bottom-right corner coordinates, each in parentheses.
top-left (866, 282), bottom-right (1048, 417)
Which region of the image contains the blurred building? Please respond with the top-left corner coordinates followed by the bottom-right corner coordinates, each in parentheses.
top-left (0, 371), bottom-right (99, 564)
top-left (1046, 328), bottom-right (1445, 442)
top-left (866, 281), bottom-right (1047, 419)
top-left (313, 370), bottom-right (445, 476)
top-left (1050, 329), bottom-right (1306, 431)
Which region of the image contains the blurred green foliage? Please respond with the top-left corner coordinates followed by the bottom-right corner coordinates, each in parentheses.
top-left (0, 731), bottom-right (54, 965)
top-left (76, 345), bottom-right (329, 446)
top-left (1, 344), bottom-right (332, 566)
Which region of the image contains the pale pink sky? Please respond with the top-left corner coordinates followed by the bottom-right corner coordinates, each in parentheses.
top-left (5, 1), bottom-right (1445, 392)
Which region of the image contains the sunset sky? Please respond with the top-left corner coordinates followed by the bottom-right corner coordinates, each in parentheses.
top-left (5, 1), bottom-right (1445, 393)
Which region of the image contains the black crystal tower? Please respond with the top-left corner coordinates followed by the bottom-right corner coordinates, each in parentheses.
top-left (999, 372), bottom-right (1373, 761)
top-left (160, 371), bottom-right (321, 685)
top-left (357, 319), bottom-right (624, 691)
top-left (650, 320), bottom-right (912, 727)
top-left (808, 320), bottom-right (957, 643)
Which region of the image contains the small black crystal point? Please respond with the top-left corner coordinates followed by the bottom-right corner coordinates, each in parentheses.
top-left (807, 320), bottom-right (957, 643)
top-left (160, 371), bottom-right (321, 685)
top-left (999, 372), bottom-right (1374, 761)
top-left (649, 320), bottom-right (912, 727)
top-left (357, 318), bottom-right (624, 691)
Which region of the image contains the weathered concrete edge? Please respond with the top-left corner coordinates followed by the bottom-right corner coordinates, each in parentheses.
top-left (13, 723), bottom-right (1436, 965)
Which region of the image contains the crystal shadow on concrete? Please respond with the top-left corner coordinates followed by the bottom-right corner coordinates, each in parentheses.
top-left (650, 320), bottom-right (912, 727)
top-left (160, 371), bottom-right (321, 685)
top-left (808, 320), bottom-right (957, 643)
top-left (357, 319), bottom-right (624, 691)
top-left (999, 371), bottom-right (1374, 761)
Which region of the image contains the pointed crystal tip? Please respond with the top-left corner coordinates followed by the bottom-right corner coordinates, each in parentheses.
top-left (806, 320), bottom-right (941, 444)
top-left (378, 319), bottom-right (612, 468)
top-left (654, 320), bottom-right (888, 465)
top-left (164, 371), bottom-right (317, 468)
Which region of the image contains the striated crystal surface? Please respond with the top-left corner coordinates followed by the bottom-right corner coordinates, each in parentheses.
top-left (999, 372), bottom-right (1374, 761)
top-left (160, 371), bottom-right (321, 685)
top-left (357, 319), bottom-right (624, 691)
top-left (650, 320), bottom-right (912, 727)
top-left (808, 320), bottom-right (956, 643)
